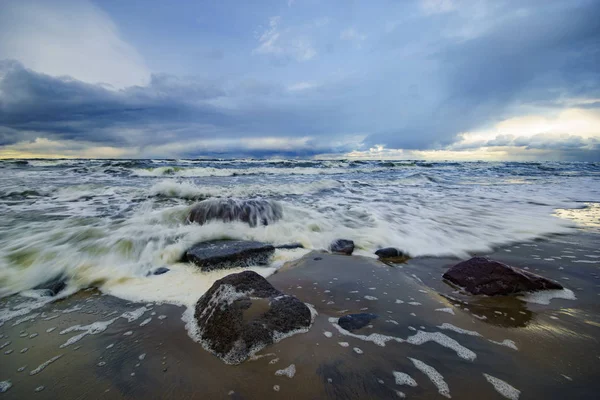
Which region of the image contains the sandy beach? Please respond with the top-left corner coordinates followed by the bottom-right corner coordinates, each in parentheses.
top-left (1, 232), bottom-right (599, 399)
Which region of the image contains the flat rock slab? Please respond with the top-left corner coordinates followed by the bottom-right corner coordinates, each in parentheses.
top-left (194, 270), bottom-right (312, 364)
top-left (183, 240), bottom-right (275, 271)
top-left (443, 256), bottom-right (563, 296)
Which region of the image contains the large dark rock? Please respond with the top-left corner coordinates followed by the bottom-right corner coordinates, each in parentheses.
top-left (194, 271), bottom-right (312, 364)
top-left (442, 256), bottom-right (563, 296)
top-left (183, 240), bottom-right (275, 271)
top-left (375, 247), bottom-right (409, 261)
top-left (338, 313), bottom-right (378, 331)
top-left (187, 198), bottom-right (283, 227)
top-left (330, 239), bottom-right (354, 255)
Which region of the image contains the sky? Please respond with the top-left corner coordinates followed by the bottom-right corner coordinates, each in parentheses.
top-left (0, 0), bottom-right (599, 160)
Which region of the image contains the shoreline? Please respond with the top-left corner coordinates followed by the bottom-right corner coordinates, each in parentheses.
top-left (1, 232), bottom-right (599, 399)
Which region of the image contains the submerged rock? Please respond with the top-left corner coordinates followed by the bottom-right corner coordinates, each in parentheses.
top-left (33, 276), bottom-right (66, 296)
top-left (338, 313), bottom-right (378, 331)
top-left (275, 243), bottom-right (304, 250)
top-left (194, 271), bottom-right (312, 364)
top-left (442, 256), bottom-right (563, 296)
top-left (330, 239), bottom-right (354, 255)
top-left (187, 198), bottom-right (283, 227)
top-left (183, 240), bottom-right (275, 271)
top-left (153, 267), bottom-right (170, 275)
top-left (375, 247), bottom-right (409, 261)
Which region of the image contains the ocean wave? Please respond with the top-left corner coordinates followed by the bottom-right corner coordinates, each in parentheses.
top-left (1, 159), bottom-right (597, 311)
top-left (131, 166), bottom-right (354, 177)
top-left (148, 179), bottom-right (342, 200)
top-left (0, 190), bottom-right (48, 200)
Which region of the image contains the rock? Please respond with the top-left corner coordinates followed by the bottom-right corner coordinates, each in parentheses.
top-left (153, 267), bottom-right (170, 275)
top-left (187, 198), bottom-right (283, 227)
top-left (442, 256), bottom-right (563, 296)
top-left (338, 313), bottom-right (378, 331)
top-left (375, 247), bottom-right (409, 261)
top-left (194, 271), bottom-right (312, 364)
top-left (275, 243), bottom-right (304, 250)
top-left (330, 239), bottom-right (354, 255)
top-left (33, 276), bottom-right (66, 296)
top-left (183, 240), bottom-right (275, 271)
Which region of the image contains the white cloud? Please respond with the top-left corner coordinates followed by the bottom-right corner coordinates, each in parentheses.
top-left (0, 137), bottom-right (134, 159)
top-left (340, 108), bottom-right (600, 161)
top-left (287, 81), bottom-right (318, 91)
top-left (253, 16), bottom-right (317, 62)
top-left (340, 28), bottom-right (367, 44)
top-left (421, 0), bottom-right (456, 15)
top-left (0, 0), bottom-right (150, 89)
top-left (0, 136), bottom-right (320, 159)
top-left (452, 108), bottom-right (600, 149)
top-left (254, 16), bottom-right (283, 56)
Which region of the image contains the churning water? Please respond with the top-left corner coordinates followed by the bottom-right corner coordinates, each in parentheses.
top-left (0, 159), bottom-right (598, 308)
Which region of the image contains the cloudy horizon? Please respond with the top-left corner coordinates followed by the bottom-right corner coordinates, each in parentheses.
top-left (0, 0), bottom-right (599, 161)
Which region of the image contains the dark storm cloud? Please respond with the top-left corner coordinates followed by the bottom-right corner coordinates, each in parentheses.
top-left (0, 60), bottom-right (346, 152)
top-left (364, 0), bottom-right (600, 150)
top-left (1, 0), bottom-right (599, 159)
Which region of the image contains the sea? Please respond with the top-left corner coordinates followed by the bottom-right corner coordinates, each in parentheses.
top-left (0, 159), bottom-right (599, 310)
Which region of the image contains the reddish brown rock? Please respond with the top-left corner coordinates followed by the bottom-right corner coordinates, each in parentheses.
top-left (442, 256), bottom-right (563, 296)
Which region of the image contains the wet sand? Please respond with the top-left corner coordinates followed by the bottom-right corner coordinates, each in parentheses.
top-left (1, 233), bottom-right (599, 399)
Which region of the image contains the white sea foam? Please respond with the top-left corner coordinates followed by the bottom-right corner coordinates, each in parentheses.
top-left (59, 318), bottom-right (117, 348)
top-left (121, 307), bottom-right (148, 322)
top-left (30, 354), bottom-right (63, 375)
top-left (61, 305), bottom-right (83, 314)
top-left (435, 308), bottom-right (455, 315)
top-left (409, 358), bottom-right (451, 398)
top-left (0, 380), bottom-right (12, 393)
top-left (329, 317), bottom-right (403, 347)
top-left (520, 289), bottom-right (576, 305)
top-left (437, 323), bottom-right (482, 337)
top-left (483, 373), bottom-right (520, 400)
top-left (406, 331), bottom-right (476, 361)
top-left (11, 313), bottom-right (39, 326)
top-left (275, 364), bottom-right (296, 378)
top-left (393, 371), bottom-right (417, 387)
top-left (488, 339), bottom-right (518, 350)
